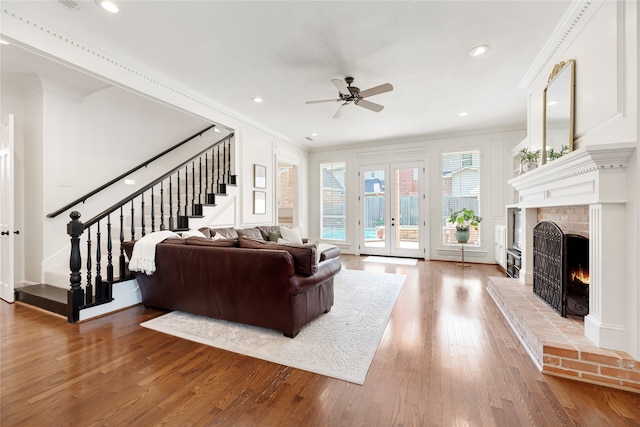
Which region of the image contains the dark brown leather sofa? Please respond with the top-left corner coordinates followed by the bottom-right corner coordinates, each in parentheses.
top-left (123, 227), bottom-right (341, 337)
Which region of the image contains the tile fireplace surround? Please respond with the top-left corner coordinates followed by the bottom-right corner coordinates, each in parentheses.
top-left (500, 142), bottom-right (638, 392)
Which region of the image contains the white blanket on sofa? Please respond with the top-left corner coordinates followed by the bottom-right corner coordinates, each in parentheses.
top-left (128, 230), bottom-right (180, 275)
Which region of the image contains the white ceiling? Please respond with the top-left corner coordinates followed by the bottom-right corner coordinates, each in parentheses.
top-left (1, 1), bottom-right (572, 149)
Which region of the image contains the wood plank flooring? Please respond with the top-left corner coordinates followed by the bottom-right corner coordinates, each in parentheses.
top-left (2, 256), bottom-right (639, 426)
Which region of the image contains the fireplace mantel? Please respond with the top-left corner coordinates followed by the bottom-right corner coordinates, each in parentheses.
top-left (507, 141), bottom-right (636, 354)
top-left (508, 142), bottom-right (636, 208)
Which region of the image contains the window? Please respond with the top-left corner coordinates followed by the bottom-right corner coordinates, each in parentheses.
top-left (320, 161), bottom-right (346, 241)
top-left (442, 150), bottom-right (480, 246)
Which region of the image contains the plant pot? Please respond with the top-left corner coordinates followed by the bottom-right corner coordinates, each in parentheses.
top-left (455, 230), bottom-right (470, 243)
top-left (376, 227), bottom-right (384, 239)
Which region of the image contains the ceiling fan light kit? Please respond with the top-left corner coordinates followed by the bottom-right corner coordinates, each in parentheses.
top-left (305, 76), bottom-right (393, 118)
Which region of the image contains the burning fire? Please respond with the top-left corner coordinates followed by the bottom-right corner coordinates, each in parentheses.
top-left (570, 265), bottom-right (590, 284)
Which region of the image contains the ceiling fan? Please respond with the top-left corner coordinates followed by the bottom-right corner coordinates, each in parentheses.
top-left (305, 77), bottom-right (393, 119)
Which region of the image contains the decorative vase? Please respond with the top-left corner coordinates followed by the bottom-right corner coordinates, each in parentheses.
top-left (455, 230), bottom-right (470, 243)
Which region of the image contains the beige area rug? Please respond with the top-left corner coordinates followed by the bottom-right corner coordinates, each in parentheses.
top-left (140, 269), bottom-right (405, 385)
top-left (363, 256), bottom-right (418, 266)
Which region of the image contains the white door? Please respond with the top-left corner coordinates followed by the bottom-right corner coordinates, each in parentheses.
top-left (1, 114), bottom-right (15, 303)
top-left (359, 162), bottom-right (425, 258)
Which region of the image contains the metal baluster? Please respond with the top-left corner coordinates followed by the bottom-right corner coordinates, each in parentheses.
top-left (184, 166), bottom-right (189, 218)
top-left (198, 157), bottom-right (202, 204)
top-left (210, 148), bottom-right (216, 195)
top-left (216, 145), bottom-right (221, 193)
top-left (222, 140), bottom-right (227, 185)
top-left (96, 221), bottom-right (103, 302)
top-left (107, 214), bottom-right (114, 301)
top-left (191, 161), bottom-right (196, 211)
top-left (169, 176), bottom-right (174, 230)
top-left (140, 193), bottom-right (146, 237)
top-left (151, 187), bottom-right (155, 233)
top-left (177, 170), bottom-right (181, 219)
top-left (119, 206), bottom-right (125, 278)
top-left (160, 181), bottom-right (165, 231)
top-left (130, 200), bottom-right (135, 241)
top-left (86, 226), bottom-right (92, 305)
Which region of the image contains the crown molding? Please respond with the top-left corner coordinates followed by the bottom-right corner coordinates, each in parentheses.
top-left (519, 0), bottom-right (596, 89)
top-left (1, 2), bottom-right (297, 146)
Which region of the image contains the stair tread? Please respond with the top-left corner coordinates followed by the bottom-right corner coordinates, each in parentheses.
top-left (17, 284), bottom-right (67, 303)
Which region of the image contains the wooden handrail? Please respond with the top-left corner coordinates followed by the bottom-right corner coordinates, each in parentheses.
top-left (46, 124), bottom-right (217, 218)
top-left (82, 133), bottom-right (234, 230)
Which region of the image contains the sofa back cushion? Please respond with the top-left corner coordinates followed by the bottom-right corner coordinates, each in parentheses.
top-left (236, 227), bottom-right (263, 240)
top-left (208, 227), bottom-right (239, 239)
top-left (238, 236), bottom-right (317, 276)
top-left (185, 236), bottom-right (239, 247)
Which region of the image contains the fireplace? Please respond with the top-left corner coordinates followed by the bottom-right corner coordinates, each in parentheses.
top-left (532, 221), bottom-right (589, 318)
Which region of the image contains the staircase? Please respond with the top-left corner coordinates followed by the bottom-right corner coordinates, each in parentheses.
top-left (16, 128), bottom-right (237, 322)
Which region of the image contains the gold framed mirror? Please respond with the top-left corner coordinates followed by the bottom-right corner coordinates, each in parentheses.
top-left (543, 60), bottom-right (575, 164)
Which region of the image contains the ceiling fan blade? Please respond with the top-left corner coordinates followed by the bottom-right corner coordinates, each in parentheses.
top-left (331, 79), bottom-right (351, 96)
top-left (333, 102), bottom-right (349, 119)
top-left (305, 99), bottom-right (340, 104)
top-left (355, 99), bottom-right (384, 113)
top-left (358, 83), bottom-right (393, 98)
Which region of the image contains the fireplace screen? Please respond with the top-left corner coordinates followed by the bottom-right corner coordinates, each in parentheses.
top-left (533, 221), bottom-right (589, 318)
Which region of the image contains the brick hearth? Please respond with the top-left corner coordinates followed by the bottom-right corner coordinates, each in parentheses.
top-left (487, 276), bottom-right (639, 393)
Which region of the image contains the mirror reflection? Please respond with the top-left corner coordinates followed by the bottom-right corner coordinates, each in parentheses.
top-left (543, 60), bottom-right (575, 164)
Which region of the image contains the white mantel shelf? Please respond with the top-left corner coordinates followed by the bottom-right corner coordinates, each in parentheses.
top-left (508, 142), bottom-right (636, 208)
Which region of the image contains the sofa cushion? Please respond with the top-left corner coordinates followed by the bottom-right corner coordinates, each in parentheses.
top-left (180, 229), bottom-right (207, 239)
top-left (238, 236), bottom-right (317, 276)
top-left (209, 227), bottom-right (239, 239)
top-left (198, 227), bottom-right (212, 238)
top-left (185, 236), bottom-right (239, 247)
top-left (280, 226), bottom-right (303, 244)
top-left (258, 225), bottom-right (282, 240)
top-left (236, 227), bottom-right (263, 240)
top-left (268, 231), bottom-right (282, 242)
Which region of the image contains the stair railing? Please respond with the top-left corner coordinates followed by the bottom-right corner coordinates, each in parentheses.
top-left (47, 124), bottom-right (216, 219)
top-left (65, 132), bottom-right (236, 322)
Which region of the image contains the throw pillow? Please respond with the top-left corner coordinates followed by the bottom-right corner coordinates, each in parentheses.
top-left (238, 236), bottom-right (317, 276)
top-left (280, 226), bottom-right (303, 245)
top-left (268, 232), bottom-right (282, 242)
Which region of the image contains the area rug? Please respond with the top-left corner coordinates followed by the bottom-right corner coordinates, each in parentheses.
top-left (140, 269), bottom-right (406, 384)
top-left (363, 256), bottom-right (418, 266)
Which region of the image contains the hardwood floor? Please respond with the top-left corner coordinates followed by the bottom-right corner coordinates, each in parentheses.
top-left (2, 255), bottom-right (639, 426)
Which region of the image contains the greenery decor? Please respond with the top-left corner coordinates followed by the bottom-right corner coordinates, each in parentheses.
top-left (447, 208), bottom-right (483, 232)
top-left (519, 148), bottom-right (541, 164)
top-left (547, 144), bottom-right (569, 161)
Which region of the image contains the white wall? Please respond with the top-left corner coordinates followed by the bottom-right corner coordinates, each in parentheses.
top-left (309, 129), bottom-right (525, 262)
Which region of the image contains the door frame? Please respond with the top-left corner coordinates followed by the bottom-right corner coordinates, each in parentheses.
top-left (1, 114), bottom-right (15, 303)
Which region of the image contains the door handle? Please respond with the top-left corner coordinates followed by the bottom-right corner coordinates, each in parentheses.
top-left (1, 231), bottom-right (19, 235)
top-left (14, 230), bottom-right (19, 235)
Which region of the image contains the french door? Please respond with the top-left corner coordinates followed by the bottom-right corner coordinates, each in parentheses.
top-left (359, 162), bottom-right (425, 258)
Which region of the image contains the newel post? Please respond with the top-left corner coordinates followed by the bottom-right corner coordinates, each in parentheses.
top-left (67, 211), bottom-right (84, 323)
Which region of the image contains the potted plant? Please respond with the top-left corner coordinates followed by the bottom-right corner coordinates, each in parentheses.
top-left (547, 144), bottom-right (569, 162)
top-left (447, 208), bottom-right (482, 243)
top-left (519, 148), bottom-right (541, 173)
top-left (374, 218), bottom-right (385, 239)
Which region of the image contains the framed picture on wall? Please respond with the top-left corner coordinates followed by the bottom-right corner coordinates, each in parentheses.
top-left (253, 191), bottom-right (266, 214)
top-left (254, 164), bottom-right (266, 189)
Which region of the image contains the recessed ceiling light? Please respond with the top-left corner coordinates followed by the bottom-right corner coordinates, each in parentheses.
top-left (469, 45), bottom-right (489, 57)
top-left (97, 1), bottom-right (119, 13)
top-left (311, 133), bottom-right (319, 137)
top-left (253, 97), bottom-right (263, 103)
top-left (459, 112), bottom-right (469, 117)
top-left (213, 127), bottom-right (221, 133)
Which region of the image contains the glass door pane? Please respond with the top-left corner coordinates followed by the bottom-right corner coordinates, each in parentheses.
top-left (362, 166), bottom-right (389, 253)
top-left (393, 166), bottom-right (420, 253)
